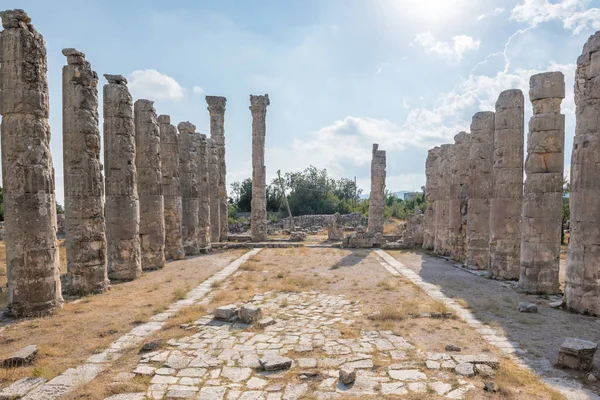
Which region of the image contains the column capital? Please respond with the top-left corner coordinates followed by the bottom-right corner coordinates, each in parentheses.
top-left (249, 94), bottom-right (270, 113)
top-left (206, 96), bottom-right (227, 115)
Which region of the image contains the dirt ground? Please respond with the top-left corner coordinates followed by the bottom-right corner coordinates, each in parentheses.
top-left (387, 248), bottom-right (600, 396)
top-left (0, 249), bottom-right (245, 386)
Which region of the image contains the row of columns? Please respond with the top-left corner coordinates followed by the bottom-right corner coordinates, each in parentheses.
top-left (424, 31), bottom-right (600, 315)
top-left (0, 9), bottom-right (267, 317)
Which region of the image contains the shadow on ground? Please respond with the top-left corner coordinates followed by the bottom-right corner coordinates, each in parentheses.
top-left (330, 250), bottom-right (370, 269)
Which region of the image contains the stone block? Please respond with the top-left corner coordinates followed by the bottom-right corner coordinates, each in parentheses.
top-left (557, 337), bottom-right (598, 371)
top-left (213, 304), bottom-right (237, 321)
top-left (2, 345), bottom-right (37, 367)
top-left (259, 355), bottom-right (292, 371)
top-left (517, 302), bottom-right (538, 313)
top-left (239, 304), bottom-right (262, 324)
top-left (339, 368), bottom-right (356, 385)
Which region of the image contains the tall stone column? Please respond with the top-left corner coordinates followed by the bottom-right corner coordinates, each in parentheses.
top-left (466, 112), bottom-right (494, 269)
top-left (62, 48), bottom-right (108, 295)
top-left (197, 133), bottom-right (211, 252)
top-left (103, 74), bottom-right (141, 281)
top-left (250, 94), bottom-right (270, 242)
top-left (566, 32), bottom-right (600, 315)
top-left (518, 72), bottom-right (565, 294)
top-left (367, 144), bottom-right (386, 235)
top-left (206, 96), bottom-right (228, 241)
top-left (159, 115), bottom-right (185, 261)
top-left (178, 122), bottom-right (200, 255)
top-left (489, 89), bottom-right (524, 280)
top-left (134, 100), bottom-right (165, 270)
top-left (422, 147), bottom-right (441, 250)
top-left (0, 9), bottom-right (63, 317)
top-left (449, 132), bottom-right (471, 262)
top-left (434, 144), bottom-right (453, 256)
top-left (208, 138), bottom-right (220, 242)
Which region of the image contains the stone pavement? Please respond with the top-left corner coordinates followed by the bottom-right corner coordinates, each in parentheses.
top-left (1, 249), bottom-right (262, 400)
top-left (116, 291), bottom-right (489, 399)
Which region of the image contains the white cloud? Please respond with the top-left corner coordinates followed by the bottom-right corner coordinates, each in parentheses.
top-left (128, 69), bottom-right (184, 100)
top-left (193, 86), bottom-right (205, 94)
top-left (376, 62), bottom-right (392, 74)
top-left (511, 0), bottom-right (600, 33)
top-left (413, 31), bottom-right (480, 62)
top-left (477, 8), bottom-right (504, 21)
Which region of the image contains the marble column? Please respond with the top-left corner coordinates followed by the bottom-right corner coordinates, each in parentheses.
top-left (178, 122), bottom-right (200, 255)
top-left (197, 133), bottom-right (211, 252)
top-left (449, 132), bottom-right (471, 262)
top-left (206, 96), bottom-right (228, 241)
top-left (250, 94), bottom-right (270, 242)
top-left (367, 144), bottom-right (386, 235)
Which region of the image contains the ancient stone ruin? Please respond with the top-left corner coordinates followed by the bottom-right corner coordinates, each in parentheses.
top-left (367, 143), bottom-right (386, 235)
top-left (61, 48), bottom-right (108, 295)
top-left (519, 72), bottom-right (565, 294)
top-left (134, 99), bottom-right (165, 270)
top-left (197, 133), bottom-right (211, 253)
top-left (327, 213), bottom-right (344, 241)
top-left (206, 96), bottom-right (228, 242)
top-left (250, 94), bottom-right (269, 242)
top-left (178, 121), bottom-right (201, 256)
top-left (422, 147), bottom-right (440, 251)
top-left (449, 132), bottom-right (470, 262)
top-left (0, 10), bottom-right (63, 316)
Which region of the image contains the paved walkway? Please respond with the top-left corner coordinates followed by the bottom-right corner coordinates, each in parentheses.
top-left (377, 249), bottom-right (600, 400)
top-left (0, 249), bottom-right (261, 400)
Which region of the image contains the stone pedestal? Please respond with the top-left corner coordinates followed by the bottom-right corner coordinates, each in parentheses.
top-left (557, 338), bottom-right (597, 371)
top-left (1, 9), bottom-right (63, 316)
top-left (566, 31), bottom-right (600, 315)
top-left (178, 122), bottom-right (200, 255)
top-left (103, 74), bottom-right (141, 281)
top-left (62, 48), bottom-right (108, 295)
top-left (250, 94), bottom-right (269, 242)
top-left (206, 96), bottom-right (228, 241)
top-left (519, 72), bottom-right (565, 294)
top-left (490, 89), bottom-right (524, 280)
top-left (367, 144), bottom-right (386, 235)
top-left (159, 115), bottom-right (184, 261)
top-left (134, 100), bottom-right (165, 270)
top-left (466, 112), bottom-right (494, 270)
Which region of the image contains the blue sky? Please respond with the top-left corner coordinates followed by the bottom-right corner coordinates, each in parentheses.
top-left (4, 0), bottom-right (600, 205)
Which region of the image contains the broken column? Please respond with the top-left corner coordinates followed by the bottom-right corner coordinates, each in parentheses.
top-left (489, 89), bottom-right (524, 280)
top-left (159, 115), bottom-right (185, 261)
top-left (197, 133), bottom-right (211, 252)
top-left (250, 94), bottom-right (270, 242)
top-left (104, 74), bottom-right (141, 281)
top-left (328, 213), bottom-right (344, 241)
top-left (466, 112), bottom-right (495, 269)
top-left (367, 144), bottom-right (386, 235)
top-left (0, 9), bottom-right (63, 316)
top-left (208, 138), bottom-right (220, 242)
top-left (519, 72), bottom-right (565, 294)
top-left (62, 48), bottom-right (108, 295)
top-left (423, 147), bottom-right (441, 250)
top-left (566, 32), bottom-right (600, 315)
top-left (449, 132), bottom-right (471, 262)
top-left (206, 96), bottom-right (228, 241)
top-left (134, 100), bottom-right (165, 270)
top-left (178, 122), bottom-right (200, 255)
top-left (434, 144), bottom-right (454, 256)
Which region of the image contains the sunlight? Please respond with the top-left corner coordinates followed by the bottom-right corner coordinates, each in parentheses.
top-left (378, 0), bottom-right (473, 28)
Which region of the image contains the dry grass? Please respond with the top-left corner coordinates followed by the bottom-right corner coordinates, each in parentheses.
top-left (0, 249), bottom-right (246, 386)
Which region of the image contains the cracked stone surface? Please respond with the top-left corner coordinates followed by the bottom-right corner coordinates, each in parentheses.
top-left (122, 291), bottom-right (480, 399)
top-left (250, 94), bottom-right (269, 242)
top-left (367, 144), bottom-right (386, 235)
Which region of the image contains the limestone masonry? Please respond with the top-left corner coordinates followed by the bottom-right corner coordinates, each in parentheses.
top-left (250, 94), bottom-right (269, 242)
top-left (178, 121), bottom-right (200, 256)
top-left (367, 144), bottom-right (386, 235)
top-left (62, 48), bottom-right (108, 295)
top-left (206, 96), bottom-right (228, 242)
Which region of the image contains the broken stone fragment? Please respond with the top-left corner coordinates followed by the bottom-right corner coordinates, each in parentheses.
top-left (445, 344), bottom-right (461, 352)
top-left (139, 339), bottom-right (164, 354)
top-left (290, 231), bottom-right (307, 242)
top-left (517, 302), bottom-right (538, 313)
top-left (133, 365), bottom-right (156, 376)
top-left (557, 337), bottom-right (598, 371)
top-left (214, 304), bottom-right (237, 321)
top-left (104, 74), bottom-right (128, 85)
top-left (0, 377), bottom-right (46, 399)
top-left (257, 317), bottom-right (276, 328)
top-left (474, 363), bottom-right (495, 377)
top-left (2, 345), bottom-right (38, 368)
top-left (454, 362), bottom-right (475, 377)
top-left (259, 355), bottom-right (292, 371)
top-left (451, 354), bottom-right (500, 369)
top-left (239, 304), bottom-right (262, 324)
top-left (339, 368), bottom-right (356, 385)
top-left (484, 381), bottom-right (496, 393)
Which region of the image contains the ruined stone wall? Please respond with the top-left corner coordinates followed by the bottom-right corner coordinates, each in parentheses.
top-left (103, 74), bottom-right (141, 281)
top-left (250, 94), bottom-right (269, 242)
top-left (422, 147), bottom-right (440, 250)
top-left (566, 32), bottom-right (600, 315)
top-left (367, 144), bottom-right (386, 235)
top-left (206, 96), bottom-right (228, 241)
top-left (197, 133), bottom-right (211, 252)
top-left (62, 48), bottom-right (107, 295)
top-left (178, 122), bottom-right (200, 255)
top-left (280, 213), bottom-right (366, 230)
top-left (403, 212), bottom-right (424, 247)
top-left (134, 99), bottom-right (165, 270)
top-left (434, 144), bottom-right (453, 256)
top-left (489, 89), bottom-right (524, 280)
top-left (449, 132), bottom-right (471, 262)
top-left (0, 9), bottom-right (63, 316)
top-left (519, 72), bottom-right (565, 294)
top-left (208, 138), bottom-right (220, 242)
top-left (159, 115), bottom-right (184, 261)
top-left (466, 112), bottom-right (494, 269)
